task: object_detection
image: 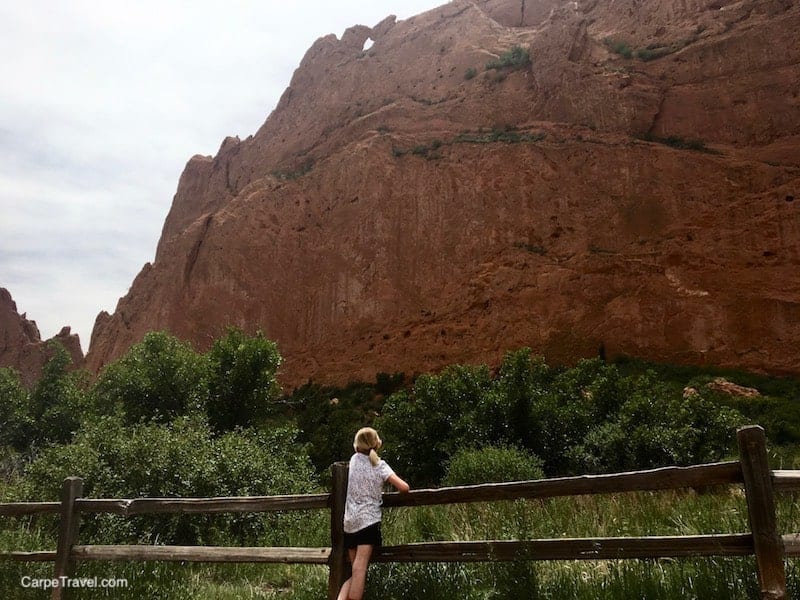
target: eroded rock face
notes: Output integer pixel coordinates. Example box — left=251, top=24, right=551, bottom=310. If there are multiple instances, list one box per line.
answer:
left=87, top=0, right=800, bottom=387
left=0, top=288, right=84, bottom=388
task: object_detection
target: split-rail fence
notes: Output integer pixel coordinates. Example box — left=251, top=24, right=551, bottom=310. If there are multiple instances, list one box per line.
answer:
left=2, top=425, right=799, bottom=599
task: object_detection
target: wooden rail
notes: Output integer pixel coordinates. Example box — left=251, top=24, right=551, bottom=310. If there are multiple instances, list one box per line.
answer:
left=0, top=425, right=795, bottom=599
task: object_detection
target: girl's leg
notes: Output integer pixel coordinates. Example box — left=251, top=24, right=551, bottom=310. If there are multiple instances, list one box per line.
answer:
left=336, top=549, right=358, bottom=600
left=346, top=544, right=374, bottom=600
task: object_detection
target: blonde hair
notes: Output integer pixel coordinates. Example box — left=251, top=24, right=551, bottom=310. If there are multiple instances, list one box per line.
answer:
left=354, top=427, right=383, bottom=466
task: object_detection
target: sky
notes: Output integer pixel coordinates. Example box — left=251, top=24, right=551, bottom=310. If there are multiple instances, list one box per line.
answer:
left=0, top=0, right=446, bottom=353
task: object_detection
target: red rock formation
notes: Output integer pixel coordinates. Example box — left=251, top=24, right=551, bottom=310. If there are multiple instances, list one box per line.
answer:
left=0, top=288, right=84, bottom=388
left=86, top=0, right=800, bottom=387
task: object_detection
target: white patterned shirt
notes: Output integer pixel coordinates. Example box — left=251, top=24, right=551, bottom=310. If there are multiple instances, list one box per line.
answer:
left=343, top=452, right=395, bottom=533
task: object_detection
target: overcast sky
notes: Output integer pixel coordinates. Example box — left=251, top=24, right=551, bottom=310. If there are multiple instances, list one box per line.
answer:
left=0, top=0, right=445, bottom=352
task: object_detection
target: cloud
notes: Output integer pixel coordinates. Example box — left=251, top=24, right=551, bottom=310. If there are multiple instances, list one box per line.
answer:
left=0, top=0, right=446, bottom=350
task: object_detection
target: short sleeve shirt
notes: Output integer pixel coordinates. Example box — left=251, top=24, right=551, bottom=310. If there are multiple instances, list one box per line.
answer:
left=343, top=452, right=395, bottom=533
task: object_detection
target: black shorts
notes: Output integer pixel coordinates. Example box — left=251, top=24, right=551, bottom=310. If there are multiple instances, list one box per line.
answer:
left=343, top=521, right=382, bottom=549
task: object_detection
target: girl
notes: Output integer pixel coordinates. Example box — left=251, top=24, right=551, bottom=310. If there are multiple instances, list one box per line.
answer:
left=337, top=427, right=409, bottom=600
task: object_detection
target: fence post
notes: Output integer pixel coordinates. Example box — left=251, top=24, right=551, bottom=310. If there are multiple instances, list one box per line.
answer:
left=737, top=426, right=786, bottom=599
left=328, top=462, right=350, bottom=600
left=51, top=477, right=83, bottom=600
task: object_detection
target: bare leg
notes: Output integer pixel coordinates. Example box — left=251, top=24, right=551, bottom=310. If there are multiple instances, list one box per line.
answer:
left=346, top=544, right=373, bottom=600
left=336, top=549, right=358, bottom=600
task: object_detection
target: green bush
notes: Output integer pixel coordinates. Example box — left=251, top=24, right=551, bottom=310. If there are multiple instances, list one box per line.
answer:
left=464, top=67, right=477, bottom=80
left=291, top=381, right=383, bottom=474
left=206, top=327, right=282, bottom=432
left=378, top=364, right=503, bottom=485
left=605, top=37, right=633, bottom=59
left=636, top=46, right=671, bottom=61
left=0, top=367, right=33, bottom=451
left=486, top=45, right=531, bottom=70
left=26, top=342, right=88, bottom=447
left=565, top=373, right=745, bottom=473
left=378, top=352, right=745, bottom=482
left=442, top=446, right=544, bottom=486
left=92, top=331, right=208, bottom=424
left=21, top=416, right=317, bottom=545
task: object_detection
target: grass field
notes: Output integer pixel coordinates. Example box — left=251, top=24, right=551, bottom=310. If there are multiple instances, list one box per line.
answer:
left=3, top=487, right=800, bottom=598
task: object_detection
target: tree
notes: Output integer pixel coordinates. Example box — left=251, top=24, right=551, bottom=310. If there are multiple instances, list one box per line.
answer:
left=0, top=367, right=32, bottom=451
left=27, top=341, right=87, bottom=446
left=92, top=331, right=208, bottom=423
left=495, top=348, right=552, bottom=448
left=22, top=415, right=318, bottom=545
left=378, top=364, right=502, bottom=485
left=206, top=328, right=282, bottom=432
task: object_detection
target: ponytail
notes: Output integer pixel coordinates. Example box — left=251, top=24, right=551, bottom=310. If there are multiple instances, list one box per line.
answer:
left=354, top=427, right=383, bottom=466
left=368, top=448, right=380, bottom=467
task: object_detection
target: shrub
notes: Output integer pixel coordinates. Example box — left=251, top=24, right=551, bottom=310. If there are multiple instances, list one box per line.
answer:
left=486, top=45, right=531, bottom=70
left=605, top=38, right=633, bottom=59
left=26, top=342, right=88, bottom=447
left=635, top=46, right=671, bottom=61
left=375, top=371, right=405, bottom=396
left=92, top=331, right=208, bottom=424
left=21, top=416, right=317, bottom=545
left=464, top=67, right=477, bottom=80
left=640, top=133, right=715, bottom=153
left=565, top=373, right=745, bottom=473
left=0, top=367, right=33, bottom=451
left=454, top=128, right=546, bottom=144
left=291, top=381, right=383, bottom=474
left=443, top=446, right=544, bottom=486
left=206, top=327, right=282, bottom=432
left=378, top=352, right=746, bottom=481
left=377, top=364, right=504, bottom=485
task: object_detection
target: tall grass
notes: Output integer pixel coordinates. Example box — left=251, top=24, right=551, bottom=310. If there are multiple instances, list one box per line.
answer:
left=365, top=490, right=797, bottom=599
left=3, top=486, right=800, bottom=597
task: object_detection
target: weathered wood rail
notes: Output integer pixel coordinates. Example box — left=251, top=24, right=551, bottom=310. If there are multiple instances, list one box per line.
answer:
left=1, top=425, right=798, bottom=599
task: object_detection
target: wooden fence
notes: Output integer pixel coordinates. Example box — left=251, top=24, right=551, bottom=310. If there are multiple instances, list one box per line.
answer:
left=1, top=425, right=799, bottom=599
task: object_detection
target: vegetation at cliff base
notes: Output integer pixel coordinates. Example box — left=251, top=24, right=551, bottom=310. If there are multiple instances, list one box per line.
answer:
left=2, top=330, right=800, bottom=597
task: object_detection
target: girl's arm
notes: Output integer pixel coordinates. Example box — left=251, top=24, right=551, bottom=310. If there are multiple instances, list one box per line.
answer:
left=386, top=473, right=410, bottom=493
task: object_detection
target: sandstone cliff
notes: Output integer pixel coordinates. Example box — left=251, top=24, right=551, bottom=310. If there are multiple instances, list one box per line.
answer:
left=86, top=0, right=800, bottom=387
left=0, top=288, right=84, bottom=388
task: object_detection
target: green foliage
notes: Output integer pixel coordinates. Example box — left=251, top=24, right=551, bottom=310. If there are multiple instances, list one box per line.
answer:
left=636, top=46, right=672, bottom=61
left=605, top=37, right=633, bottom=59
left=375, top=371, right=405, bottom=396
left=442, top=445, right=544, bottom=486
left=0, top=367, right=33, bottom=451
left=290, top=381, right=383, bottom=474
left=453, top=128, right=546, bottom=144
left=639, top=133, right=718, bottom=153
left=25, top=342, right=88, bottom=447
left=485, top=45, right=531, bottom=71
left=464, top=67, right=477, bottom=80
left=270, top=161, right=314, bottom=181
left=392, top=128, right=545, bottom=159
left=605, top=36, right=698, bottom=63
left=567, top=377, right=744, bottom=473
left=378, top=364, right=504, bottom=485
left=206, top=328, right=282, bottom=432
left=92, top=331, right=208, bottom=424
left=379, top=352, right=745, bottom=484
left=412, top=144, right=431, bottom=156
left=21, top=416, right=317, bottom=545
left=614, top=356, right=800, bottom=447
left=495, top=349, right=551, bottom=447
